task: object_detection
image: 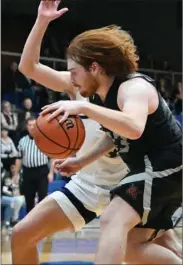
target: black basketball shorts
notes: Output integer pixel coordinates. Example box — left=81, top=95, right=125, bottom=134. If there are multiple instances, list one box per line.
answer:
left=110, top=155, right=182, bottom=231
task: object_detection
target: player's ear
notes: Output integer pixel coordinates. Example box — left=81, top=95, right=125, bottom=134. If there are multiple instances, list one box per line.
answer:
left=90, top=62, right=103, bottom=76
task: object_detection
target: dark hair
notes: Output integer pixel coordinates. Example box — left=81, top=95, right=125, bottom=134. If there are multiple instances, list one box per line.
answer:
left=23, top=98, right=32, bottom=102
left=67, top=25, right=139, bottom=78
left=26, top=116, right=36, bottom=125
left=1, top=127, right=9, bottom=132
left=2, top=100, right=11, bottom=107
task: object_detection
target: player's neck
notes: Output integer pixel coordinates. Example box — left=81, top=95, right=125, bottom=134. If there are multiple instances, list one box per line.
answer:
left=96, top=75, right=115, bottom=102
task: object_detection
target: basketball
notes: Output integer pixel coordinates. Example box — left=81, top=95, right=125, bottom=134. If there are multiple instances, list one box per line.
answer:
left=32, top=113, right=85, bottom=159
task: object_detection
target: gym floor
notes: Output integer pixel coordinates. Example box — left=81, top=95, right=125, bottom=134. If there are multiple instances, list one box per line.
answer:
left=1, top=219, right=182, bottom=264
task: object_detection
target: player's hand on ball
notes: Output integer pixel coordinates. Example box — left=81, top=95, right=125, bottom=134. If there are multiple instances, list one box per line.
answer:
left=54, top=158, right=83, bottom=177
left=38, top=0, right=68, bottom=22
left=41, top=100, right=89, bottom=123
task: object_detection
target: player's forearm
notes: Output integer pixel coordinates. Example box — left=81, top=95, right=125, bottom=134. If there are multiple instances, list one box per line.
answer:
left=83, top=103, right=141, bottom=140
left=78, top=134, right=114, bottom=168
left=19, top=17, right=49, bottom=76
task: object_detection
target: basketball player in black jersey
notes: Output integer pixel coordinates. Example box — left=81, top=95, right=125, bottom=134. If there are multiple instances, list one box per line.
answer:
left=12, top=1, right=181, bottom=264
left=40, top=5, right=181, bottom=265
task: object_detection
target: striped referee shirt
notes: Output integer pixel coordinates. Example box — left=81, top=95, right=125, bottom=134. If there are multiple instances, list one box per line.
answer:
left=17, top=135, right=48, bottom=168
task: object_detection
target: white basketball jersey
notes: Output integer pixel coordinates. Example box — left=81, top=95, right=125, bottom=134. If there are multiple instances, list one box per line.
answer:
left=73, top=91, right=128, bottom=186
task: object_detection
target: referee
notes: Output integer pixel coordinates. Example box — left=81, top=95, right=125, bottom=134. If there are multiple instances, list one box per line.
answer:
left=15, top=117, right=54, bottom=213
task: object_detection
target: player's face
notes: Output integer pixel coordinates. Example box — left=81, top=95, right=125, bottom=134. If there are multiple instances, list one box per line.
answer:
left=67, top=59, right=98, bottom=97
left=27, top=120, right=36, bottom=136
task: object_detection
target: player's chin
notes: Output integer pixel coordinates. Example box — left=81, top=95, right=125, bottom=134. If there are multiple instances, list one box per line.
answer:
left=80, top=89, right=94, bottom=98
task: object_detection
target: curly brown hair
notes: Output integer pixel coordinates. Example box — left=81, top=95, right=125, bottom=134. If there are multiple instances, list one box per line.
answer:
left=67, top=25, right=139, bottom=78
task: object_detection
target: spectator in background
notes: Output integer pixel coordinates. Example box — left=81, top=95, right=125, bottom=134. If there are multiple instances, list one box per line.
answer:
left=168, top=82, right=182, bottom=114
left=55, top=91, right=71, bottom=101
left=159, top=78, right=169, bottom=100
left=5, top=163, right=25, bottom=226
left=1, top=161, right=6, bottom=179
left=147, top=54, right=154, bottom=69
left=1, top=193, right=14, bottom=233
left=1, top=100, right=18, bottom=144
left=162, top=60, right=172, bottom=71
left=32, top=82, right=49, bottom=112
left=2, top=61, right=36, bottom=107
left=174, top=82, right=182, bottom=115
left=15, top=117, right=54, bottom=213
left=1, top=167, right=25, bottom=232
left=1, top=162, right=13, bottom=233
left=19, top=98, right=35, bottom=120
left=17, top=98, right=36, bottom=138
left=2, top=62, right=19, bottom=105
left=1, top=127, right=18, bottom=171
left=43, top=47, right=51, bottom=57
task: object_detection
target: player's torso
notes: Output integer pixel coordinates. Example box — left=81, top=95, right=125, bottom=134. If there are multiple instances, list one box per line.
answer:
left=91, top=73, right=182, bottom=172
left=74, top=91, right=127, bottom=186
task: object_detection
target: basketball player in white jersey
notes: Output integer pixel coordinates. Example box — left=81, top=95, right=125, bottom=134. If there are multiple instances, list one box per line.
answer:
left=11, top=1, right=181, bottom=264
left=11, top=2, right=128, bottom=264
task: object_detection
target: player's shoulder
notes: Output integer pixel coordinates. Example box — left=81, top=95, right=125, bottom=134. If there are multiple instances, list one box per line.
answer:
left=119, top=75, right=156, bottom=97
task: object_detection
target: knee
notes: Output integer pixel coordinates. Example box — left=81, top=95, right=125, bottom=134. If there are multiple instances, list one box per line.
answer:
left=11, top=222, right=27, bottom=248
left=100, top=209, right=114, bottom=229
left=11, top=220, right=36, bottom=249
left=100, top=208, right=135, bottom=232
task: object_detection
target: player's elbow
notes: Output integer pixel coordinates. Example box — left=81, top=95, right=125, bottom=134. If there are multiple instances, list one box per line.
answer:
left=18, top=63, right=31, bottom=77
left=18, top=61, right=35, bottom=78
left=122, top=120, right=144, bottom=140
left=129, top=128, right=143, bottom=140
left=118, top=126, right=143, bottom=140
left=126, top=116, right=145, bottom=140
left=129, top=122, right=145, bottom=139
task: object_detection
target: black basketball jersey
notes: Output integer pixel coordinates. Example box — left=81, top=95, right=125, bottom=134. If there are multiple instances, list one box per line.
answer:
left=90, top=73, right=182, bottom=172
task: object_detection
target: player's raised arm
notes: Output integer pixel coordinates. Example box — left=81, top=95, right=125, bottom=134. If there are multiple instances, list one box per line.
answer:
left=19, top=0, right=73, bottom=93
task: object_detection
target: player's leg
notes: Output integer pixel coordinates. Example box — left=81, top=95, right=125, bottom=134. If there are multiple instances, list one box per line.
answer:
left=95, top=202, right=182, bottom=265
left=125, top=168, right=182, bottom=264
left=95, top=196, right=141, bottom=264
left=11, top=196, right=74, bottom=265
left=153, top=207, right=182, bottom=258
left=95, top=168, right=182, bottom=264
left=12, top=180, right=98, bottom=265
left=153, top=229, right=182, bottom=259
left=124, top=228, right=182, bottom=264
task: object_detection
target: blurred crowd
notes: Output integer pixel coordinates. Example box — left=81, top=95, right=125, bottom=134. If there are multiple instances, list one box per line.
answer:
left=1, top=61, right=71, bottom=234
left=1, top=60, right=182, bottom=234
left=158, top=78, right=182, bottom=116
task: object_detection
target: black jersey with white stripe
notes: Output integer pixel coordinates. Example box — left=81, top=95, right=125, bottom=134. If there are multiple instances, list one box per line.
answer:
left=91, top=73, right=182, bottom=172
left=18, top=135, right=48, bottom=168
